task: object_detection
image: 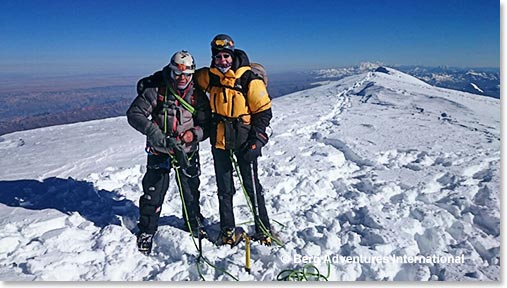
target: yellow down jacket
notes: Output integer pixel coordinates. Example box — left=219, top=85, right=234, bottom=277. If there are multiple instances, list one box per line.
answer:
left=195, top=66, right=271, bottom=150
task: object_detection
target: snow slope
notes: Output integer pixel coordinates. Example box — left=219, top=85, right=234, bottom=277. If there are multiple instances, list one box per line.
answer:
left=0, top=68, right=500, bottom=281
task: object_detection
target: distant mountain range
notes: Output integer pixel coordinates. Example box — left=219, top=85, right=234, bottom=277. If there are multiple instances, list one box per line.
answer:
left=312, top=63, right=500, bottom=98
left=0, top=64, right=499, bottom=135
left=0, top=85, right=136, bottom=135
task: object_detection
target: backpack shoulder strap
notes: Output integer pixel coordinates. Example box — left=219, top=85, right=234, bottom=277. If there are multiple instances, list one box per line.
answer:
left=207, top=70, right=221, bottom=92
left=238, top=69, right=264, bottom=106
left=167, top=85, right=196, bottom=115
left=151, top=86, right=167, bottom=116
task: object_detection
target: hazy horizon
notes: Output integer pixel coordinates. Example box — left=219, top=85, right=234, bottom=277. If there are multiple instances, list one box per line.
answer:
left=0, top=62, right=500, bottom=77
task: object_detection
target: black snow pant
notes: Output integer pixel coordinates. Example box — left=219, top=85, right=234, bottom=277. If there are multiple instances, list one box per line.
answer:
left=212, top=147, right=271, bottom=234
left=138, top=152, right=201, bottom=235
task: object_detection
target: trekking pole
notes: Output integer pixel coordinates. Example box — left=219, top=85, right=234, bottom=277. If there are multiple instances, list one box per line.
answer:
left=198, top=236, right=202, bottom=258
left=173, top=158, right=239, bottom=281
left=197, top=218, right=202, bottom=259
left=230, top=151, right=283, bottom=246
left=244, top=232, right=251, bottom=274
left=250, top=162, right=261, bottom=231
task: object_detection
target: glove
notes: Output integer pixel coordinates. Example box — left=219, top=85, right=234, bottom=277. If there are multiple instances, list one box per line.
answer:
left=146, top=124, right=190, bottom=168
left=166, top=137, right=190, bottom=169
left=145, top=124, right=166, bottom=148
left=243, top=139, right=264, bottom=162
left=243, top=130, right=269, bottom=162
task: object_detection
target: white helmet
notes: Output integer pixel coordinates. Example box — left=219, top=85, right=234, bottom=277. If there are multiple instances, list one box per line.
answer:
left=169, top=50, right=195, bottom=74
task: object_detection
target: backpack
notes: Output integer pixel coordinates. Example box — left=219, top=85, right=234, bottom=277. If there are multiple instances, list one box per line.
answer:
left=250, top=63, right=268, bottom=87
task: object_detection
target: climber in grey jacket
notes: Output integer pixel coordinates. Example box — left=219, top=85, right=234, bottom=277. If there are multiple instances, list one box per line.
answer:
left=126, top=50, right=211, bottom=255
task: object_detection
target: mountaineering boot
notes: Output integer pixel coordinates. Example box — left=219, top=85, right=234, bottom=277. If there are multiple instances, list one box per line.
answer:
left=181, top=220, right=208, bottom=239
left=252, top=232, right=272, bottom=246
left=252, top=228, right=277, bottom=246
left=190, top=227, right=208, bottom=239
left=220, top=227, right=245, bottom=248
left=136, top=232, right=154, bottom=255
left=221, top=228, right=235, bottom=245
left=198, top=212, right=205, bottom=223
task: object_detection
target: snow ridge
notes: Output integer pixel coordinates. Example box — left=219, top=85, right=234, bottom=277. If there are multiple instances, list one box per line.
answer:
left=0, top=67, right=500, bottom=281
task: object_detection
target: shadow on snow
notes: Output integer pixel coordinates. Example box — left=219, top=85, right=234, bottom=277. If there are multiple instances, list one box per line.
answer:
left=0, top=177, right=138, bottom=228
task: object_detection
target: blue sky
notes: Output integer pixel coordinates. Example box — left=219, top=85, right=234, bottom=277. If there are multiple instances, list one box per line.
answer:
left=0, top=0, right=500, bottom=75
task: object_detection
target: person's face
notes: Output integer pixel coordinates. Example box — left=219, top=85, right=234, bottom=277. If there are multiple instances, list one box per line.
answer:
left=213, top=52, right=233, bottom=68
left=172, top=71, right=192, bottom=89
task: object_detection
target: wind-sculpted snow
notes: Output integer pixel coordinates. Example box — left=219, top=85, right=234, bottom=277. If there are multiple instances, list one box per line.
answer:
left=0, top=68, right=499, bottom=281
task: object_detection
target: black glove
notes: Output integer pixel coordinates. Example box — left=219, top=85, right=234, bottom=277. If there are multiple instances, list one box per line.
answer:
left=145, top=124, right=166, bottom=148
left=243, top=130, right=268, bottom=162
left=166, top=137, right=190, bottom=169
left=165, top=136, right=178, bottom=149
left=146, top=124, right=190, bottom=168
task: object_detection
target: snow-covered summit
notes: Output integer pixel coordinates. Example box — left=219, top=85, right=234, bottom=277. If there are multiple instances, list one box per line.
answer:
left=312, top=62, right=384, bottom=79
left=0, top=67, right=500, bottom=281
left=465, top=70, right=498, bottom=81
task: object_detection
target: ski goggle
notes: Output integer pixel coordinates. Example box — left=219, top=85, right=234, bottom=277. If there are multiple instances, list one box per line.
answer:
left=172, top=70, right=192, bottom=77
left=212, top=38, right=234, bottom=48
left=170, top=61, right=195, bottom=76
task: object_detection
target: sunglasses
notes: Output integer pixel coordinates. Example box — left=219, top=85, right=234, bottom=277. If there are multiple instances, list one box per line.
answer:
left=214, top=54, right=231, bottom=60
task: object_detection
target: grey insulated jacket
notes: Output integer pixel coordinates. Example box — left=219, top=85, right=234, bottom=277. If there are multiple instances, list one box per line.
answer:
left=126, top=80, right=211, bottom=153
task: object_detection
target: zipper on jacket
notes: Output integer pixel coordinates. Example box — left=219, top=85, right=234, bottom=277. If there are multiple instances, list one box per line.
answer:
left=222, top=87, right=227, bottom=103
left=213, top=91, right=218, bottom=113
left=231, top=93, right=235, bottom=117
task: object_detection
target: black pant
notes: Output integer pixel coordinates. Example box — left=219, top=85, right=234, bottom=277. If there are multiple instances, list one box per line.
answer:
left=212, top=147, right=271, bottom=234
left=138, top=152, right=201, bottom=234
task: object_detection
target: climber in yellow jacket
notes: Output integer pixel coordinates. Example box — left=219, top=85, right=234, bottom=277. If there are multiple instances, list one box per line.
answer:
left=195, top=34, right=273, bottom=245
